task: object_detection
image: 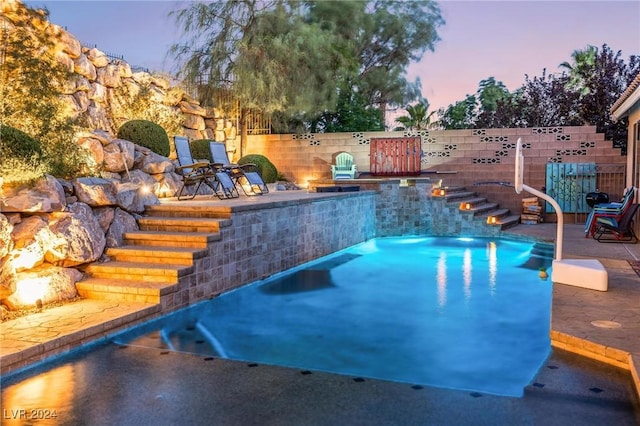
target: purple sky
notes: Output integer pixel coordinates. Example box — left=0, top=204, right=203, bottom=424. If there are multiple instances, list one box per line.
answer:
left=24, top=0, right=640, bottom=112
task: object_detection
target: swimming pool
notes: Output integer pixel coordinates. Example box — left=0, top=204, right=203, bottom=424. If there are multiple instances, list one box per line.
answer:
left=117, top=236, right=554, bottom=397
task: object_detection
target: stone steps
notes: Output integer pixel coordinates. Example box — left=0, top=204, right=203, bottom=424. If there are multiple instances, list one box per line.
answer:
left=138, top=216, right=231, bottom=233
left=76, top=277, right=179, bottom=303
left=437, top=186, right=519, bottom=230
left=78, top=207, right=225, bottom=303
left=83, top=261, right=193, bottom=283
left=106, top=245, right=208, bottom=265
left=144, top=204, right=232, bottom=219
left=123, top=230, right=221, bottom=249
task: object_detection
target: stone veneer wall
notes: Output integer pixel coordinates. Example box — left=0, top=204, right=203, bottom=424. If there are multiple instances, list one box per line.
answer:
left=246, top=126, right=627, bottom=222
left=163, top=193, right=377, bottom=310
left=162, top=184, right=505, bottom=311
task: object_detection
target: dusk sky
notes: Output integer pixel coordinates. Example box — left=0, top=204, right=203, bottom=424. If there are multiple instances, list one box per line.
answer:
left=24, top=0, right=640, bottom=113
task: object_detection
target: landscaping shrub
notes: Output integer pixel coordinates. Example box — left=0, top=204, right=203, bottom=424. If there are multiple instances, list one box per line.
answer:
left=0, top=125, right=42, bottom=160
left=117, top=120, right=170, bottom=157
left=189, top=139, right=213, bottom=162
left=0, top=125, right=46, bottom=184
left=239, top=154, right=278, bottom=183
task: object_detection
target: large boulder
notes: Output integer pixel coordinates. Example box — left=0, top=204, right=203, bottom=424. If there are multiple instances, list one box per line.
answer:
left=0, top=175, right=66, bottom=213
left=86, top=47, right=110, bottom=68
left=115, top=182, right=159, bottom=214
left=73, top=54, right=97, bottom=80
left=134, top=149, right=175, bottom=175
left=72, top=177, right=118, bottom=206
left=3, top=265, right=81, bottom=310
left=76, top=135, right=105, bottom=168
left=0, top=213, right=13, bottom=258
left=102, top=138, right=135, bottom=173
left=0, top=256, right=17, bottom=299
left=106, top=208, right=139, bottom=248
left=10, top=215, right=53, bottom=271
left=93, top=206, right=115, bottom=233
left=96, top=64, right=121, bottom=88
left=44, top=202, right=106, bottom=267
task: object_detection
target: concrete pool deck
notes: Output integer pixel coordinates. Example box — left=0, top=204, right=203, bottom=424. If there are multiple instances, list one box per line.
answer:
left=1, top=192, right=640, bottom=423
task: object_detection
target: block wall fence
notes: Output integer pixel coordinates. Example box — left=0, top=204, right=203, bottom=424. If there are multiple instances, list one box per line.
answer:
left=246, top=126, right=627, bottom=221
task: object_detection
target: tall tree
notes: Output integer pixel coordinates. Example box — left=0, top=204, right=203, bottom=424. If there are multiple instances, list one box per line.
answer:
left=578, top=45, right=640, bottom=151
left=307, top=0, right=444, bottom=125
left=559, top=45, right=598, bottom=96
left=438, top=95, right=477, bottom=130
left=171, top=1, right=345, bottom=153
left=394, top=101, right=437, bottom=130
left=311, top=84, right=385, bottom=133
left=518, top=69, right=581, bottom=128
left=474, top=77, right=514, bottom=128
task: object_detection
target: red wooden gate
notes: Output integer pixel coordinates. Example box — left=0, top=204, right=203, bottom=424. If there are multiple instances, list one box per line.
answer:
left=370, top=137, right=422, bottom=176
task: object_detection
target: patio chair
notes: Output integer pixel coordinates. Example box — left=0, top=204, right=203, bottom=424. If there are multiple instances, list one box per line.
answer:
left=584, top=186, right=635, bottom=238
left=331, top=152, right=357, bottom=179
left=174, top=136, right=218, bottom=200
left=208, top=141, right=269, bottom=196
left=593, top=203, right=639, bottom=243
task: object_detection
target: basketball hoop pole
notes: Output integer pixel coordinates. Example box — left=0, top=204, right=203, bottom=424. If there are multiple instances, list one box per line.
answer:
left=515, top=139, right=563, bottom=260
left=515, top=138, right=608, bottom=291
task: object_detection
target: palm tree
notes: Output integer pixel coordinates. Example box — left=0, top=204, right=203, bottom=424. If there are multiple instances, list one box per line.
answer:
left=394, top=101, right=438, bottom=130
left=559, top=45, right=598, bottom=96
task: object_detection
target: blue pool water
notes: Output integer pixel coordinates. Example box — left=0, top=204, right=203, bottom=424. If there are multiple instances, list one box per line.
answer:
left=118, top=236, right=554, bottom=397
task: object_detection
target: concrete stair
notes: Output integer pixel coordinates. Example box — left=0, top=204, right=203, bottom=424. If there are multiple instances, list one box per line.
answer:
left=77, top=204, right=232, bottom=303
left=441, top=186, right=520, bottom=230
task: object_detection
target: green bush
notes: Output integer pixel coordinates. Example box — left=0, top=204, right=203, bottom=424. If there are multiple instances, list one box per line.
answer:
left=0, top=125, right=46, bottom=184
left=0, top=125, right=42, bottom=160
left=117, top=120, right=170, bottom=157
left=189, top=139, right=213, bottom=162
left=239, top=154, right=278, bottom=183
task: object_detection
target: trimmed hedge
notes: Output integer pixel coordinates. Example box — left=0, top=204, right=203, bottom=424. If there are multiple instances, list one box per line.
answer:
left=189, top=139, right=212, bottom=162
left=239, top=154, right=278, bottom=183
left=117, top=120, right=170, bottom=157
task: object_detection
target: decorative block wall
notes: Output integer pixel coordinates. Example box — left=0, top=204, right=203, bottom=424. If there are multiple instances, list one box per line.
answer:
left=247, top=126, right=626, bottom=220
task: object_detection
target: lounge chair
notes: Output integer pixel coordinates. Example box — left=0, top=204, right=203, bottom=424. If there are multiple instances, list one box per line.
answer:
left=208, top=141, right=269, bottom=196
left=174, top=136, right=218, bottom=200
left=593, top=203, right=639, bottom=243
left=584, top=186, right=635, bottom=238
left=174, top=136, right=239, bottom=200
left=331, top=152, right=357, bottom=180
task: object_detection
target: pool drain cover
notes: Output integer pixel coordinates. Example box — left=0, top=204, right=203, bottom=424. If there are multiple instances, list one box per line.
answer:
left=591, top=320, right=621, bottom=329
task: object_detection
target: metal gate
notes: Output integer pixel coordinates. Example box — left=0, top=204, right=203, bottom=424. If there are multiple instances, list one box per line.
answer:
left=370, top=137, right=422, bottom=176
left=545, top=163, right=596, bottom=213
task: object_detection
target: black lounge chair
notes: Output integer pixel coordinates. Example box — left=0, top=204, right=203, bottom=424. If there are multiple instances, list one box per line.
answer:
left=593, top=203, right=639, bottom=243
left=209, top=141, right=269, bottom=196
left=174, top=136, right=238, bottom=200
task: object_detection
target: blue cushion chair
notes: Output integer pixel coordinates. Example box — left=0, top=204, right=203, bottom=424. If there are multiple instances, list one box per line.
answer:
left=584, top=186, right=635, bottom=238
left=209, top=141, right=269, bottom=196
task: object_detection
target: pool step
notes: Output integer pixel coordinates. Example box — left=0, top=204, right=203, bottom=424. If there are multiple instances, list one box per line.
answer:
left=445, top=191, right=477, bottom=202
left=435, top=185, right=520, bottom=231
left=456, top=197, right=489, bottom=211
left=76, top=277, right=179, bottom=303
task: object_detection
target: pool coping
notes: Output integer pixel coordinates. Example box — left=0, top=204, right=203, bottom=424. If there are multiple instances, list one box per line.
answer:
left=551, top=331, right=640, bottom=401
